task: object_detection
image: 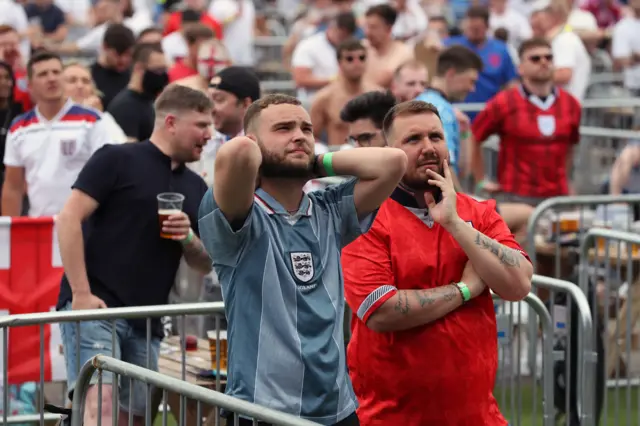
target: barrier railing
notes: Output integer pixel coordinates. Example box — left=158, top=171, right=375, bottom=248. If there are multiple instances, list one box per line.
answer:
left=493, top=291, right=555, bottom=426
left=579, top=228, right=640, bottom=423
left=0, top=302, right=227, bottom=426
left=72, top=355, right=321, bottom=426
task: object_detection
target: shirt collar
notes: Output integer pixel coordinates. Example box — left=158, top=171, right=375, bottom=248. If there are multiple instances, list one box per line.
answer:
left=254, top=188, right=313, bottom=217
left=143, top=139, right=187, bottom=172
left=518, top=84, right=557, bottom=110
left=390, top=184, right=442, bottom=209
left=427, top=87, right=450, bottom=102
left=35, top=98, right=74, bottom=124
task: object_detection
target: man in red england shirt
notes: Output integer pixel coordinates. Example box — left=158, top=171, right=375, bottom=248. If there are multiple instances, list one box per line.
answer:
left=342, top=100, right=533, bottom=426
left=470, top=37, right=582, bottom=206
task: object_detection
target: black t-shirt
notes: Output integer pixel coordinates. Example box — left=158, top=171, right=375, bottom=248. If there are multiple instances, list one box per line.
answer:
left=107, top=89, right=155, bottom=141
left=25, top=3, right=66, bottom=34
left=57, top=141, right=209, bottom=334
left=91, top=62, right=131, bottom=110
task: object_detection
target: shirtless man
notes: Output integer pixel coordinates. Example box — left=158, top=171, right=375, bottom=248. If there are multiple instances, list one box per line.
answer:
left=363, top=4, right=414, bottom=88
left=310, top=39, right=382, bottom=146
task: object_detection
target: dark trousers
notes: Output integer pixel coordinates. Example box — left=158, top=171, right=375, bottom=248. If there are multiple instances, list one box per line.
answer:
left=224, top=411, right=359, bottom=426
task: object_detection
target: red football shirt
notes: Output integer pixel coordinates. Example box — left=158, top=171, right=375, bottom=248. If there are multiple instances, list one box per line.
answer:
left=163, top=11, right=224, bottom=39
left=472, top=86, right=581, bottom=198
left=168, top=61, right=198, bottom=82
left=13, top=69, right=32, bottom=112
left=343, top=188, right=529, bottom=426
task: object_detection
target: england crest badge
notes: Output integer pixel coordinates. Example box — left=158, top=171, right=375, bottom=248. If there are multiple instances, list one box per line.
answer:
left=537, top=115, right=556, bottom=137
left=290, top=252, right=314, bottom=284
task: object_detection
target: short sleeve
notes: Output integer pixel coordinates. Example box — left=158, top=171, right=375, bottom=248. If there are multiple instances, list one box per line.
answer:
left=479, top=199, right=531, bottom=263
left=315, top=177, right=376, bottom=248
left=3, top=127, right=23, bottom=167
left=552, top=34, right=577, bottom=69
left=88, top=116, right=114, bottom=152
left=611, top=22, right=632, bottom=59
left=72, top=144, right=121, bottom=204
left=342, top=217, right=396, bottom=323
left=197, top=188, right=263, bottom=267
left=291, top=40, right=314, bottom=68
left=472, top=96, right=502, bottom=143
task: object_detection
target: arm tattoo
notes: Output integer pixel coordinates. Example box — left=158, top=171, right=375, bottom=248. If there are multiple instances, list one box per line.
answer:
left=474, top=232, right=521, bottom=267
left=394, top=291, right=410, bottom=315
left=183, top=236, right=213, bottom=273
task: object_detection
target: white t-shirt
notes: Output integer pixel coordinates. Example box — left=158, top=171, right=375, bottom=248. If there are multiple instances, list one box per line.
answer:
left=0, top=0, right=30, bottom=60
left=3, top=100, right=113, bottom=217
left=291, top=31, right=338, bottom=105
left=568, top=8, right=598, bottom=31
left=611, top=17, right=640, bottom=90
left=76, top=13, right=153, bottom=53
left=162, top=32, right=188, bottom=66
left=490, top=8, right=532, bottom=47
left=208, top=0, right=255, bottom=66
left=392, top=1, right=428, bottom=45
left=551, top=31, right=591, bottom=102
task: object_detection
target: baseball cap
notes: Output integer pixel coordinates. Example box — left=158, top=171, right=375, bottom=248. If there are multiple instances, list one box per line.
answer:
left=209, top=66, right=261, bottom=102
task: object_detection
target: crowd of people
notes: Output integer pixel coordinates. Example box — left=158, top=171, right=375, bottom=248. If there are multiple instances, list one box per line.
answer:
left=0, top=0, right=639, bottom=424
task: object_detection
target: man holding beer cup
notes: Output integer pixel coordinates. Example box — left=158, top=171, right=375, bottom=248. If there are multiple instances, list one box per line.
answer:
left=55, top=85, right=213, bottom=426
left=198, top=93, right=407, bottom=425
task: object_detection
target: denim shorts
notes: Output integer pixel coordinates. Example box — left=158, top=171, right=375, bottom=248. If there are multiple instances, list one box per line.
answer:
left=59, top=302, right=161, bottom=416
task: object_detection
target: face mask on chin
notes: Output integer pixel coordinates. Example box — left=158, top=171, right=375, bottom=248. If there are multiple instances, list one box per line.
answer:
left=142, top=70, right=169, bottom=98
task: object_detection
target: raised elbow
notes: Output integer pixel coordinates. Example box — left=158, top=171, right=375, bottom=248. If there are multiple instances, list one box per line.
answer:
left=386, top=148, right=408, bottom=179
left=216, top=136, right=262, bottom=171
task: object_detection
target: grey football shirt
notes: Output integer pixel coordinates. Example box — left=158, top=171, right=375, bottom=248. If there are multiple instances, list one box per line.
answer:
left=198, top=178, right=373, bottom=424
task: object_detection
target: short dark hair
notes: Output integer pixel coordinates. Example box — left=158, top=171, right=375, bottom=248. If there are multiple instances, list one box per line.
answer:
left=365, top=4, right=397, bottom=27
left=137, top=26, right=162, bottom=41
left=493, top=27, right=509, bottom=42
left=132, top=43, right=163, bottom=66
left=435, top=45, right=483, bottom=77
left=382, top=100, right=441, bottom=139
left=27, top=50, right=62, bottom=79
left=155, top=84, right=213, bottom=115
left=183, top=23, right=214, bottom=45
left=340, top=91, right=397, bottom=129
left=333, top=12, right=357, bottom=34
left=518, top=37, right=552, bottom=58
left=243, top=94, right=302, bottom=133
left=465, top=5, right=490, bottom=25
left=103, top=23, right=136, bottom=54
left=336, top=38, right=365, bottom=60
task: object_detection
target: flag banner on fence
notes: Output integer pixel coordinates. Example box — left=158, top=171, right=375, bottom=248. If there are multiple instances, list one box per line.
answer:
left=0, top=217, right=67, bottom=384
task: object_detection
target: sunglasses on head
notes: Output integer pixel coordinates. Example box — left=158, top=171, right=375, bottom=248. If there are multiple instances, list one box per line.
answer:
left=528, top=54, right=553, bottom=63
left=343, top=54, right=366, bottom=62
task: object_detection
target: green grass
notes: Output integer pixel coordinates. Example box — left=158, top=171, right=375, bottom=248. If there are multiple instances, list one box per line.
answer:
left=152, top=384, right=640, bottom=426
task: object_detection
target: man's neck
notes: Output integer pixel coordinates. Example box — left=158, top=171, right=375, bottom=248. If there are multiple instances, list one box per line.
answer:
left=0, top=98, right=8, bottom=110
left=150, top=131, right=182, bottom=169
left=37, top=98, right=67, bottom=121
left=429, top=77, right=450, bottom=98
left=337, top=75, right=364, bottom=94
left=373, top=38, right=394, bottom=55
left=220, top=124, right=243, bottom=138
left=259, top=178, right=307, bottom=213
left=522, top=79, right=553, bottom=98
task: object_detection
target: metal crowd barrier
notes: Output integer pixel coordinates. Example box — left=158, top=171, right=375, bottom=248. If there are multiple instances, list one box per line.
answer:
left=0, top=302, right=227, bottom=425
left=579, top=228, right=640, bottom=423
left=493, top=291, right=555, bottom=426
left=72, top=355, right=321, bottom=426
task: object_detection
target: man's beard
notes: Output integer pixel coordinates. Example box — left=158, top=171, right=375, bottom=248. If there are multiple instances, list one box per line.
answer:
left=259, top=146, right=314, bottom=179
left=401, top=165, right=444, bottom=200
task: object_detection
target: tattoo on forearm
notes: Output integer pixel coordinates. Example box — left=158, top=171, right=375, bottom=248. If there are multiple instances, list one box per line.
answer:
left=183, top=237, right=213, bottom=273
left=474, top=232, right=521, bottom=267
left=395, top=291, right=410, bottom=314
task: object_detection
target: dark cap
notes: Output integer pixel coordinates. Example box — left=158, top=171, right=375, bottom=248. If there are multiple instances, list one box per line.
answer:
left=209, top=66, right=261, bottom=102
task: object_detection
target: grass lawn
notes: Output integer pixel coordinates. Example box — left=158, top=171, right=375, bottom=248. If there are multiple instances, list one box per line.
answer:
left=153, top=384, right=640, bottom=426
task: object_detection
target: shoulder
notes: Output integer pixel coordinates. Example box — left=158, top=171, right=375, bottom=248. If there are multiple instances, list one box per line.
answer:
left=416, top=90, right=436, bottom=103
left=65, top=104, right=102, bottom=123
left=455, top=193, right=498, bottom=222
left=487, top=38, right=509, bottom=52
left=443, top=36, right=463, bottom=46
left=312, top=84, right=334, bottom=105
left=557, top=87, right=580, bottom=106
left=9, top=109, right=37, bottom=134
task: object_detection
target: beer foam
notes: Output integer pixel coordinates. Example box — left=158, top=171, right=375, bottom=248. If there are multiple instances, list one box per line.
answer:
left=158, top=209, right=182, bottom=215
left=207, top=330, right=227, bottom=340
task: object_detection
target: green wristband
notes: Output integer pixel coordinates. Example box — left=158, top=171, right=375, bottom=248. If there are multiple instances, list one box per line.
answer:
left=322, top=152, right=336, bottom=177
left=456, top=282, right=471, bottom=303
left=180, top=229, right=194, bottom=245
left=475, top=180, right=486, bottom=192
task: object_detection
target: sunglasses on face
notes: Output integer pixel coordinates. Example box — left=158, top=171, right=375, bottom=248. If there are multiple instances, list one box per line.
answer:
left=343, top=54, right=366, bottom=62
left=528, top=54, right=553, bottom=63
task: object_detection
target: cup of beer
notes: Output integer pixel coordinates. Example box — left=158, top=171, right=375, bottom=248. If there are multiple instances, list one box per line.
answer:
left=157, top=192, right=185, bottom=239
left=207, top=330, right=228, bottom=372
